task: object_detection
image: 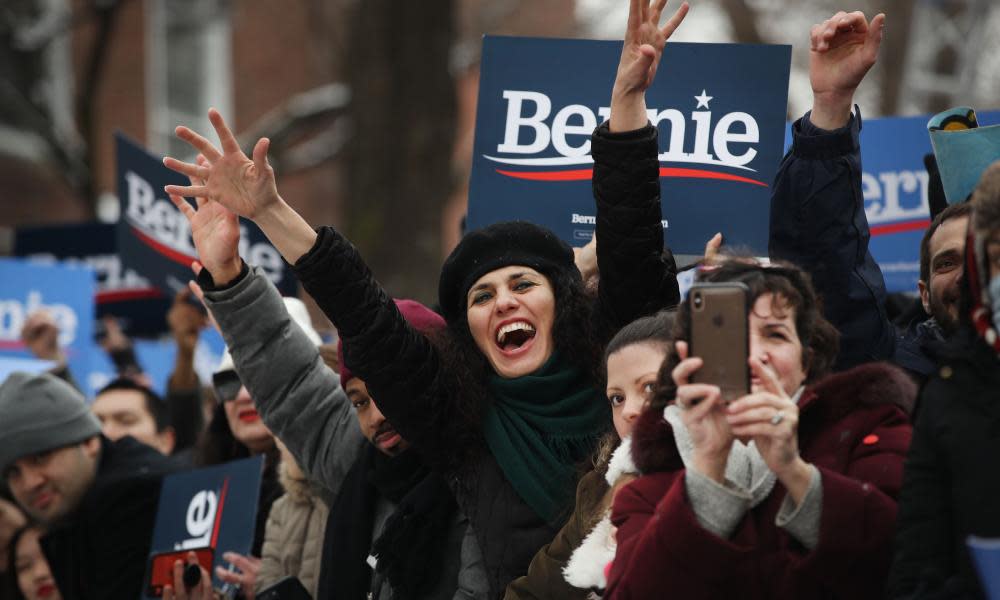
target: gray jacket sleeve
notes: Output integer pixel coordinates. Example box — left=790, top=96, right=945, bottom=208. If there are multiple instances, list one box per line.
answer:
left=203, top=266, right=364, bottom=497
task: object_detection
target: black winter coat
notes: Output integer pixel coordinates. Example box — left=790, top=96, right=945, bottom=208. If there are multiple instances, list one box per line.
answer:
left=41, top=435, right=176, bottom=600
left=889, top=329, right=1000, bottom=599
left=291, top=122, right=678, bottom=597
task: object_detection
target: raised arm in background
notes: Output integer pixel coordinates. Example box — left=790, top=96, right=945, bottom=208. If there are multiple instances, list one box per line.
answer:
left=768, top=11, right=894, bottom=371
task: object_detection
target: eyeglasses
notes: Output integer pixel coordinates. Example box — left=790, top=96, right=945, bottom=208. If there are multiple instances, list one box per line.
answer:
left=212, top=370, right=242, bottom=403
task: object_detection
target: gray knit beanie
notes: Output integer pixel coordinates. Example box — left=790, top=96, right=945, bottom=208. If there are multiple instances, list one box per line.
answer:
left=0, top=372, right=101, bottom=475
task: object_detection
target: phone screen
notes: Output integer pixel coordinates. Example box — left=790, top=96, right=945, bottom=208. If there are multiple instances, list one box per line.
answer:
left=146, top=547, right=214, bottom=597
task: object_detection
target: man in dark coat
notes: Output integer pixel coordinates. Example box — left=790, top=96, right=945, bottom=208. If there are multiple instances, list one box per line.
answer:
left=889, top=161, right=1000, bottom=599
left=0, top=372, right=175, bottom=600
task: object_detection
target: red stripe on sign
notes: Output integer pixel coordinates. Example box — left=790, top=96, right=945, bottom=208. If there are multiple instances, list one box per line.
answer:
left=210, top=478, right=229, bottom=549
left=495, top=167, right=768, bottom=187
left=496, top=168, right=593, bottom=181
left=0, top=340, right=25, bottom=350
left=97, top=288, right=164, bottom=303
left=659, top=167, right=769, bottom=187
left=870, top=219, right=930, bottom=237
left=130, top=225, right=197, bottom=267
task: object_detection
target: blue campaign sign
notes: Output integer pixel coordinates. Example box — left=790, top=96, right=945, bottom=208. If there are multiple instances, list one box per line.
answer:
left=115, top=133, right=298, bottom=297
left=781, top=110, right=1000, bottom=293
left=14, top=222, right=172, bottom=336
left=0, top=259, right=96, bottom=387
left=144, top=456, right=264, bottom=599
left=468, top=37, right=792, bottom=255
left=82, top=332, right=225, bottom=399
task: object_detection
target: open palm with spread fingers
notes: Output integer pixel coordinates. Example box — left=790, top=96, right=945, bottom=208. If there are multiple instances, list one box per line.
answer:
left=611, top=0, right=689, bottom=131
left=168, top=154, right=243, bottom=285
left=615, top=0, right=689, bottom=96
left=163, top=109, right=279, bottom=221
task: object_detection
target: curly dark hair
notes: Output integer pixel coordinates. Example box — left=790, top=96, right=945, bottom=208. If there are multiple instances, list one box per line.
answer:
left=650, top=259, right=840, bottom=412
left=433, top=267, right=603, bottom=474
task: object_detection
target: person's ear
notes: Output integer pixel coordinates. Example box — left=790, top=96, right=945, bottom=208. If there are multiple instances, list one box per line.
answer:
left=82, top=436, right=102, bottom=459
left=918, top=279, right=931, bottom=315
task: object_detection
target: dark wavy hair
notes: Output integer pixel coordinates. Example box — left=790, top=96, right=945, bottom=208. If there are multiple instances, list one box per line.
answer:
left=650, top=259, right=840, bottom=412
left=434, top=267, right=601, bottom=473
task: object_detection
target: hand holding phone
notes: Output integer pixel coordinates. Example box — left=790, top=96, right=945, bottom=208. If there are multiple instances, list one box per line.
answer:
left=688, top=283, right=750, bottom=404
left=147, top=547, right=214, bottom=598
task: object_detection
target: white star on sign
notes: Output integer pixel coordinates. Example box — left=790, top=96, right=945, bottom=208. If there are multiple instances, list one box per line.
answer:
left=694, top=90, right=713, bottom=109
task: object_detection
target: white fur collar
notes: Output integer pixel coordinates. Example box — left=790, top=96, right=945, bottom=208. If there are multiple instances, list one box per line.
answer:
left=563, top=513, right=615, bottom=592
left=605, top=436, right=637, bottom=486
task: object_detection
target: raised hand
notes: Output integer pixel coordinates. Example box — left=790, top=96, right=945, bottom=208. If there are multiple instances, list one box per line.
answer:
left=611, top=0, right=689, bottom=131
left=169, top=153, right=244, bottom=286
left=167, top=288, right=208, bottom=354
left=726, top=357, right=813, bottom=504
left=673, top=341, right=734, bottom=483
left=163, top=109, right=279, bottom=221
left=809, top=11, right=885, bottom=129
left=20, top=311, right=62, bottom=362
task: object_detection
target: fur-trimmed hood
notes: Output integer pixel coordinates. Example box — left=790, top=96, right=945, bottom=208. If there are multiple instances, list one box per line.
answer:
left=278, top=461, right=325, bottom=504
left=632, top=361, right=917, bottom=474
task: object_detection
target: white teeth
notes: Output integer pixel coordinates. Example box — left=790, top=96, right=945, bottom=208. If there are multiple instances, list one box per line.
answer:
left=496, top=321, right=536, bottom=344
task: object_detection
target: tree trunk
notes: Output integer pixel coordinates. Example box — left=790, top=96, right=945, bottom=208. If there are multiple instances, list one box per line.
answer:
left=343, top=0, right=456, bottom=304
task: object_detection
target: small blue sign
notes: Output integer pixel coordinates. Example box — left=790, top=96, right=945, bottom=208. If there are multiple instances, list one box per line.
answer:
left=115, top=133, right=298, bottom=298
left=783, top=110, right=1000, bottom=293
left=144, top=455, right=264, bottom=599
left=0, top=258, right=96, bottom=388
left=468, top=37, right=792, bottom=255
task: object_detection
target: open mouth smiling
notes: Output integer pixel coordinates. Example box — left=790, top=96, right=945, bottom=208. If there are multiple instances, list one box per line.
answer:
left=495, top=320, right=537, bottom=353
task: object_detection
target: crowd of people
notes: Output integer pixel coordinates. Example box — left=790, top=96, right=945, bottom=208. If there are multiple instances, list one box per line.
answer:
left=1, top=0, right=999, bottom=598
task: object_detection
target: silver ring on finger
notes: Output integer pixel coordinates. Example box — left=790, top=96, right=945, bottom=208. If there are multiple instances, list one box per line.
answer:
left=770, top=410, right=785, bottom=425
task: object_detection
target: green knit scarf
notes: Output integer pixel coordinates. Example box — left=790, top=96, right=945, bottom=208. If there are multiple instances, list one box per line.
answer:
left=483, top=352, right=609, bottom=526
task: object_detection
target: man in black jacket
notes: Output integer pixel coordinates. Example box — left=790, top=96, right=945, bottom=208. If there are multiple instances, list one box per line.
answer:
left=0, top=372, right=175, bottom=599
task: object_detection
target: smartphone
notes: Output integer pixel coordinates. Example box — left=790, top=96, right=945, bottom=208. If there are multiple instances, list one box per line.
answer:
left=689, top=282, right=750, bottom=404
left=257, top=576, right=312, bottom=600
left=146, top=547, right=214, bottom=597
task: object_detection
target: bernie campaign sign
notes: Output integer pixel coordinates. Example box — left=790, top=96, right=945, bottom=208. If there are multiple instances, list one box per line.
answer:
left=789, top=109, right=1000, bottom=294
left=468, top=37, right=792, bottom=255
left=0, top=258, right=96, bottom=387
left=115, top=133, right=298, bottom=297
left=143, top=455, right=264, bottom=599
left=14, top=222, right=171, bottom=336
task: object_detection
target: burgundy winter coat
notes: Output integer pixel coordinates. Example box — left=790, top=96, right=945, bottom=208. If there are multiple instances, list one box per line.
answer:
left=606, top=362, right=915, bottom=600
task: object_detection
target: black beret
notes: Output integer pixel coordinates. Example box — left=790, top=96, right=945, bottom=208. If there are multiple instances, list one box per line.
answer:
left=438, top=221, right=578, bottom=323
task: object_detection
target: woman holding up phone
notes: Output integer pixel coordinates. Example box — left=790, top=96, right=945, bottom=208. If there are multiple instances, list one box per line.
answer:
left=605, top=259, right=916, bottom=599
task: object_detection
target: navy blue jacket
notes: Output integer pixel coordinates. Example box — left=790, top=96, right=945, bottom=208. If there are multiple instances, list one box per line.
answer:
left=769, top=111, right=935, bottom=379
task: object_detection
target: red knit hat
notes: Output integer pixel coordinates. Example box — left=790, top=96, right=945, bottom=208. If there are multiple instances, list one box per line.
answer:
left=337, top=299, right=446, bottom=385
